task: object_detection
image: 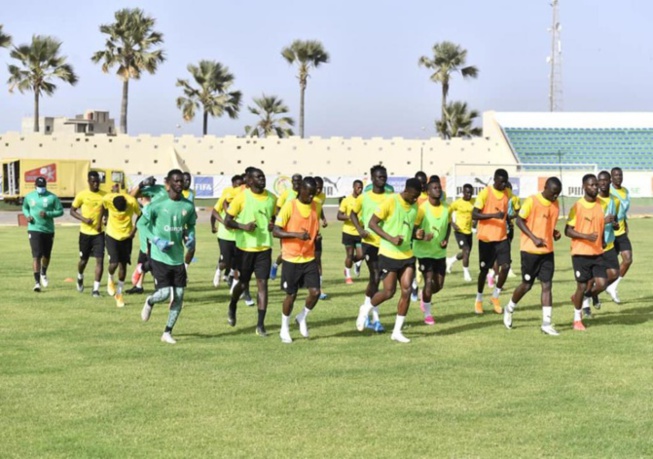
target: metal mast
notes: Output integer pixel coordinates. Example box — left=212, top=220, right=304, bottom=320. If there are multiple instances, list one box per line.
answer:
left=548, top=0, right=563, bottom=111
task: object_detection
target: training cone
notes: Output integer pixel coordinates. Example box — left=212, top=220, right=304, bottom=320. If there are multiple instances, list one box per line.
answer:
left=64, top=277, right=74, bottom=282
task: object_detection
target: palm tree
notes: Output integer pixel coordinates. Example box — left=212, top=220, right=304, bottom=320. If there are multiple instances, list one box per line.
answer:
left=418, top=41, right=478, bottom=121
left=435, top=101, right=482, bottom=139
left=0, top=25, right=11, bottom=48
left=281, top=39, right=329, bottom=138
left=91, top=8, right=165, bottom=134
left=176, top=60, right=242, bottom=136
left=7, top=35, right=78, bottom=132
left=245, top=94, right=295, bottom=138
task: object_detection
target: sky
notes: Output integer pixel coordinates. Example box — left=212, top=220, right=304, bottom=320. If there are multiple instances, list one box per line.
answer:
left=0, top=0, right=651, bottom=138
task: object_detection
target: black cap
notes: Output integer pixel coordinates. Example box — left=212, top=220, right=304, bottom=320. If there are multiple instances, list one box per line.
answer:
left=35, top=177, right=47, bottom=187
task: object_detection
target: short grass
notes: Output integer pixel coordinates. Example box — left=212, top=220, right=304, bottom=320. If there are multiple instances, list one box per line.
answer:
left=1, top=219, right=652, bottom=458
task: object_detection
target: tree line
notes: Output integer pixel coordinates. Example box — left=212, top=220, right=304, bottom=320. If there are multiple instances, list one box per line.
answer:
left=0, top=10, right=479, bottom=139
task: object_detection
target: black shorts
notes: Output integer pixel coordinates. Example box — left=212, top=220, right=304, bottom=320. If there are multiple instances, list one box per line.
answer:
left=218, top=238, right=237, bottom=268
left=150, top=258, right=187, bottom=289
left=314, top=235, right=323, bottom=253
left=28, top=231, right=54, bottom=259
left=362, top=243, right=379, bottom=264
left=379, top=255, right=415, bottom=279
left=281, top=259, right=320, bottom=295
left=572, top=255, right=607, bottom=283
left=478, top=239, right=511, bottom=270
left=454, top=232, right=473, bottom=251
left=137, top=250, right=149, bottom=265
left=418, top=257, right=446, bottom=276
left=602, top=248, right=620, bottom=271
left=79, top=233, right=105, bottom=260
left=520, top=251, right=554, bottom=285
left=342, top=232, right=362, bottom=247
left=106, top=235, right=133, bottom=265
left=235, top=248, right=272, bottom=283
left=614, top=234, right=632, bottom=253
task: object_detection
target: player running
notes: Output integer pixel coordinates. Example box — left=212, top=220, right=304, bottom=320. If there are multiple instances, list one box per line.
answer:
left=565, top=174, right=606, bottom=331
left=273, top=177, right=321, bottom=343
left=350, top=165, right=393, bottom=332
left=359, top=178, right=423, bottom=343
left=503, top=177, right=562, bottom=335
left=337, top=180, right=364, bottom=284
left=224, top=168, right=277, bottom=336
left=140, top=169, right=197, bottom=344
left=71, top=171, right=106, bottom=297
left=471, top=168, right=513, bottom=315
left=605, top=167, right=632, bottom=303
left=22, top=176, right=64, bottom=292
left=413, top=179, right=451, bottom=326
left=446, top=183, right=475, bottom=282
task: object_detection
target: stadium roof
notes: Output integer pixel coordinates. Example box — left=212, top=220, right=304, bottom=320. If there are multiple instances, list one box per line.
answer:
left=494, top=112, right=653, bottom=129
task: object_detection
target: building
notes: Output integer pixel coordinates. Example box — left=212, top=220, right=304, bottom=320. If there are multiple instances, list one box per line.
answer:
left=21, top=110, right=115, bottom=135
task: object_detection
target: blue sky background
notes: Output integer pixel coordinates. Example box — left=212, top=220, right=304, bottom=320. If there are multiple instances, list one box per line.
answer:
left=0, top=0, right=651, bottom=138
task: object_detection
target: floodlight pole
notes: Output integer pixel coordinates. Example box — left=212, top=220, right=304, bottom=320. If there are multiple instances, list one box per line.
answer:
left=548, top=0, right=563, bottom=111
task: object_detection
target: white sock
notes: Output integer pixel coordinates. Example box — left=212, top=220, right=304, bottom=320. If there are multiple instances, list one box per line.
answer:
left=492, top=287, right=502, bottom=298
left=320, top=275, right=323, bottom=287
left=77, top=273, right=83, bottom=280
left=229, top=269, right=236, bottom=276
left=423, top=302, right=432, bottom=317
left=542, top=306, right=552, bottom=326
left=297, top=306, right=311, bottom=322
left=372, top=306, right=380, bottom=322
left=507, top=300, right=516, bottom=313
left=281, top=314, right=291, bottom=331
left=355, top=260, right=362, bottom=268
left=412, top=278, right=418, bottom=290
left=364, top=296, right=372, bottom=306
left=448, top=256, right=458, bottom=265
left=574, top=309, right=582, bottom=322
left=93, top=281, right=100, bottom=291
left=345, top=268, right=351, bottom=278
left=393, top=315, right=406, bottom=334
left=488, top=269, right=495, bottom=277
left=476, top=292, right=483, bottom=302
left=137, top=264, right=143, bottom=274
left=360, top=302, right=373, bottom=317
left=136, top=275, right=144, bottom=288
left=463, top=267, right=470, bottom=276
left=109, top=274, right=114, bottom=283
left=185, top=263, right=189, bottom=271
left=611, top=277, right=622, bottom=289
left=117, top=281, right=124, bottom=294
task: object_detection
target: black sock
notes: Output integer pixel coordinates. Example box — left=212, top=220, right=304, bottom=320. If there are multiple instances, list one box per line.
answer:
left=257, top=309, right=266, bottom=327
left=164, top=326, right=172, bottom=333
left=34, top=272, right=40, bottom=283
left=228, top=299, right=238, bottom=312
left=41, top=266, right=48, bottom=276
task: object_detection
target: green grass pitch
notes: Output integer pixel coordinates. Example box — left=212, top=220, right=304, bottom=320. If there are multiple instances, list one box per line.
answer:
left=1, top=219, right=652, bottom=457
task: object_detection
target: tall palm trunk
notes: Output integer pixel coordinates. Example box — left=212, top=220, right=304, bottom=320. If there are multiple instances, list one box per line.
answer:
left=120, top=79, right=129, bottom=134
left=440, top=81, right=450, bottom=139
left=33, top=91, right=40, bottom=132
left=203, top=110, right=208, bottom=136
left=299, top=78, right=306, bottom=138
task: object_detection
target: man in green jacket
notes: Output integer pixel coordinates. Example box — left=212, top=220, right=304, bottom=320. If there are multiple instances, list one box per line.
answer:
left=22, top=177, right=64, bottom=292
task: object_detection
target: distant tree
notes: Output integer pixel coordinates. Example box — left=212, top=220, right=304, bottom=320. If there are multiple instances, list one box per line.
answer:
left=418, top=41, right=478, bottom=121
left=7, top=35, right=78, bottom=132
left=281, top=39, right=329, bottom=138
left=91, top=8, right=165, bottom=134
left=176, top=60, right=242, bottom=136
left=435, top=101, right=482, bottom=139
left=0, top=25, right=12, bottom=49
left=245, top=94, right=295, bottom=138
